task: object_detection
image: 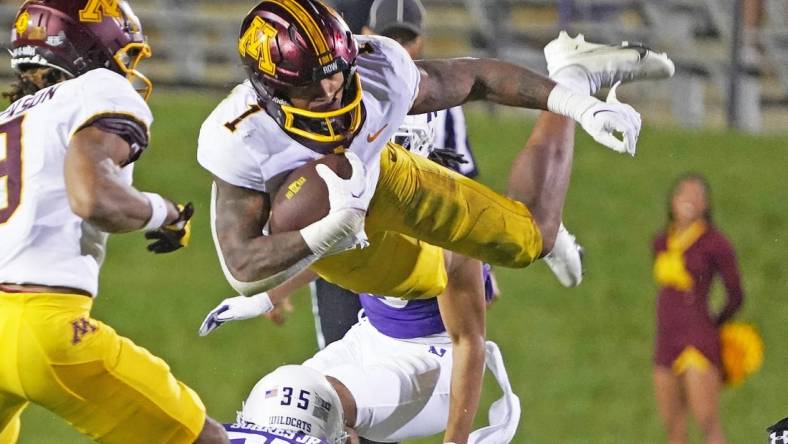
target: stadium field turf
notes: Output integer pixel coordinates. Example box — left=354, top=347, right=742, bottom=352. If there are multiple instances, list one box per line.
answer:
left=17, top=90, right=787, bottom=444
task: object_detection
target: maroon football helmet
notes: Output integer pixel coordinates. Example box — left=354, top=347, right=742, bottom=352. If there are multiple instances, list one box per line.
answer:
left=239, top=0, right=362, bottom=148
left=10, top=0, right=153, bottom=99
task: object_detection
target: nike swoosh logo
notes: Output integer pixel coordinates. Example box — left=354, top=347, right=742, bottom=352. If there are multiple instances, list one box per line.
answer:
left=593, top=109, right=615, bottom=117
left=367, top=124, right=389, bottom=143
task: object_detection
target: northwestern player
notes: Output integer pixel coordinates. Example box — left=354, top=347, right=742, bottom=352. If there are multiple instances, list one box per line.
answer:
left=197, top=0, right=674, bottom=303
left=0, top=1, right=226, bottom=443
left=202, top=252, right=516, bottom=444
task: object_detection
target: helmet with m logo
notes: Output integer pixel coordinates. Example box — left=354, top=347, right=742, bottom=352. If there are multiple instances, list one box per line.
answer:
left=238, top=0, right=362, bottom=149
left=10, top=0, right=153, bottom=99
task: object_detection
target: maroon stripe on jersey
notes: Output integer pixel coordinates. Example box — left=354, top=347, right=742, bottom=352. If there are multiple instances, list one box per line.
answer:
left=0, top=115, right=24, bottom=224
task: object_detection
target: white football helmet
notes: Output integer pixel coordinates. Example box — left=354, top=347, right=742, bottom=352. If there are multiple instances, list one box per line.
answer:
left=391, top=114, right=435, bottom=158
left=240, top=365, right=347, bottom=444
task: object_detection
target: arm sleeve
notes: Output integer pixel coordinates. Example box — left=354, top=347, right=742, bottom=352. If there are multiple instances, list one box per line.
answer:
left=711, top=232, right=744, bottom=325
left=69, top=69, right=153, bottom=164
left=361, top=35, right=421, bottom=106
left=197, top=119, right=267, bottom=193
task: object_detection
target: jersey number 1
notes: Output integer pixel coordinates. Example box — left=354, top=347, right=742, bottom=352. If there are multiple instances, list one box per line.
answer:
left=0, top=115, right=24, bottom=224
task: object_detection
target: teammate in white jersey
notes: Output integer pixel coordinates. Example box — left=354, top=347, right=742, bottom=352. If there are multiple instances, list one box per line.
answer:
left=198, top=0, right=672, bottom=306
left=0, top=1, right=226, bottom=443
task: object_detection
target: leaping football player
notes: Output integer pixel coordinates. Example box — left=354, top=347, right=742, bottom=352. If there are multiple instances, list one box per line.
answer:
left=0, top=1, right=226, bottom=443
left=200, top=28, right=674, bottom=442
left=197, top=0, right=674, bottom=307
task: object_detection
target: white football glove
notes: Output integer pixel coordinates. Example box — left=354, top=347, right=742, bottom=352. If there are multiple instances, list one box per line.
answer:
left=548, top=82, right=641, bottom=156
left=315, top=151, right=375, bottom=212
left=198, top=292, right=274, bottom=336
left=300, top=152, right=372, bottom=256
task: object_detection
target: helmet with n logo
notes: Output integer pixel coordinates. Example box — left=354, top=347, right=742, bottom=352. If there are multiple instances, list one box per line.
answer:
left=238, top=0, right=362, bottom=148
left=10, top=0, right=153, bottom=99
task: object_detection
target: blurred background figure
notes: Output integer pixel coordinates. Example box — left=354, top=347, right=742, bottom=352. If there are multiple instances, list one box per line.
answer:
left=742, top=0, right=765, bottom=68
left=651, top=173, right=745, bottom=444
left=331, top=0, right=375, bottom=33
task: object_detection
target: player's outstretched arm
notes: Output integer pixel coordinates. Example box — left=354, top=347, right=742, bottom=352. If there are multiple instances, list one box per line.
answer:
left=65, top=126, right=179, bottom=232
left=412, top=59, right=641, bottom=155
left=411, top=58, right=554, bottom=114
left=438, top=253, right=487, bottom=444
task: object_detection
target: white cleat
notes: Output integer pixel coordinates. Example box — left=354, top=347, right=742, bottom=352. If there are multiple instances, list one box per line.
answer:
left=543, top=223, right=584, bottom=288
left=545, top=31, right=675, bottom=94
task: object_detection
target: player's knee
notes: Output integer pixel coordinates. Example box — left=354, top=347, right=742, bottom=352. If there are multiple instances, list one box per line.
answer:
left=194, top=416, right=228, bottom=444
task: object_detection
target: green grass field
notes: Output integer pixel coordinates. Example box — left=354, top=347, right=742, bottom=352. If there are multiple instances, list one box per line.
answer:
left=16, top=90, right=787, bottom=444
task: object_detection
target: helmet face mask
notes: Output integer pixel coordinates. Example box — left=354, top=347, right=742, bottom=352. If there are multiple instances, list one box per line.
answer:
left=10, top=0, right=153, bottom=99
left=392, top=114, right=435, bottom=158
left=239, top=0, right=362, bottom=147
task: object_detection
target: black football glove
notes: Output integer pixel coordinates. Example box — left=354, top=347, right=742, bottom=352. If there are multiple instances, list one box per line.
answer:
left=428, top=148, right=468, bottom=173
left=145, top=202, right=194, bottom=254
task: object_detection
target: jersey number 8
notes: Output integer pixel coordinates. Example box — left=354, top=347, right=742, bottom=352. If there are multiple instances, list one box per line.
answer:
left=0, top=115, right=24, bottom=225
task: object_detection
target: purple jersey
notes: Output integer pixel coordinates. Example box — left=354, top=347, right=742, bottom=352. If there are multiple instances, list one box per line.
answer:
left=224, top=423, right=331, bottom=444
left=360, top=264, right=493, bottom=339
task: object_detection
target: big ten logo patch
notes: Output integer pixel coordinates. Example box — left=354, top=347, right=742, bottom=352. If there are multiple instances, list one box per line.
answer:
left=71, top=317, right=98, bottom=345
left=285, top=176, right=307, bottom=200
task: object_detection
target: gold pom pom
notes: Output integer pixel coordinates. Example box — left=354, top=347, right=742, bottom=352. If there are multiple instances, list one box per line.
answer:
left=720, top=322, right=764, bottom=386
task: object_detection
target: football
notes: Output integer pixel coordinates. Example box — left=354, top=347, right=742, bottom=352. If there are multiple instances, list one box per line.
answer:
left=268, top=153, right=352, bottom=233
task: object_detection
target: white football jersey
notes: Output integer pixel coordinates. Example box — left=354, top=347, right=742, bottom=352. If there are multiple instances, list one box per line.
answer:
left=0, top=68, right=152, bottom=296
left=197, top=35, right=420, bottom=195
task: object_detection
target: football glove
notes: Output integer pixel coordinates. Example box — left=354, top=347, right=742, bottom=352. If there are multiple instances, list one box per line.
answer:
left=198, top=292, right=274, bottom=336
left=429, top=148, right=469, bottom=172
left=145, top=202, right=194, bottom=254
left=548, top=82, right=641, bottom=156
left=578, top=83, right=640, bottom=155
left=301, top=152, right=371, bottom=255
left=315, top=151, right=374, bottom=213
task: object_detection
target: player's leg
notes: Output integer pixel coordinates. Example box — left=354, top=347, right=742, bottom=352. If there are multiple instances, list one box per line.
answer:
left=16, top=293, right=226, bottom=444
left=684, top=367, right=726, bottom=444
left=371, top=145, right=543, bottom=268
left=324, top=352, right=443, bottom=442
left=368, top=34, right=674, bottom=269
left=653, top=366, right=688, bottom=444
left=0, top=396, right=27, bottom=444
left=506, top=112, right=575, bottom=254
left=195, top=417, right=230, bottom=444
left=311, top=279, right=363, bottom=348
left=308, top=284, right=393, bottom=444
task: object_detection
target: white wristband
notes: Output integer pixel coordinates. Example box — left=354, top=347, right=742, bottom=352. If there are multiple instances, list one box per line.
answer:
left=251, top=292, right=275, bottom=314
left=142, top=192, right=169, bottom=230
left=299, top=209, right=365, bottom=256
left=546, top=84, right=598, bottom=122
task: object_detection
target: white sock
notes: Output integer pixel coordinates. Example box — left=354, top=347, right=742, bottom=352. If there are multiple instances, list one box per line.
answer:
left=551, top=65, right=593, bottom=95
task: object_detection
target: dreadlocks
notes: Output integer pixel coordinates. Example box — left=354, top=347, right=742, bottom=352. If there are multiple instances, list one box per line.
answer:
left=3, top=67, right=69, bottom=103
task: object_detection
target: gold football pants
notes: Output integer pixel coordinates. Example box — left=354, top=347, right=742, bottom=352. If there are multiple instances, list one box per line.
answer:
left=0, top=292, right=206, bottom=444
left=312, top=143, right=542, bottom=299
